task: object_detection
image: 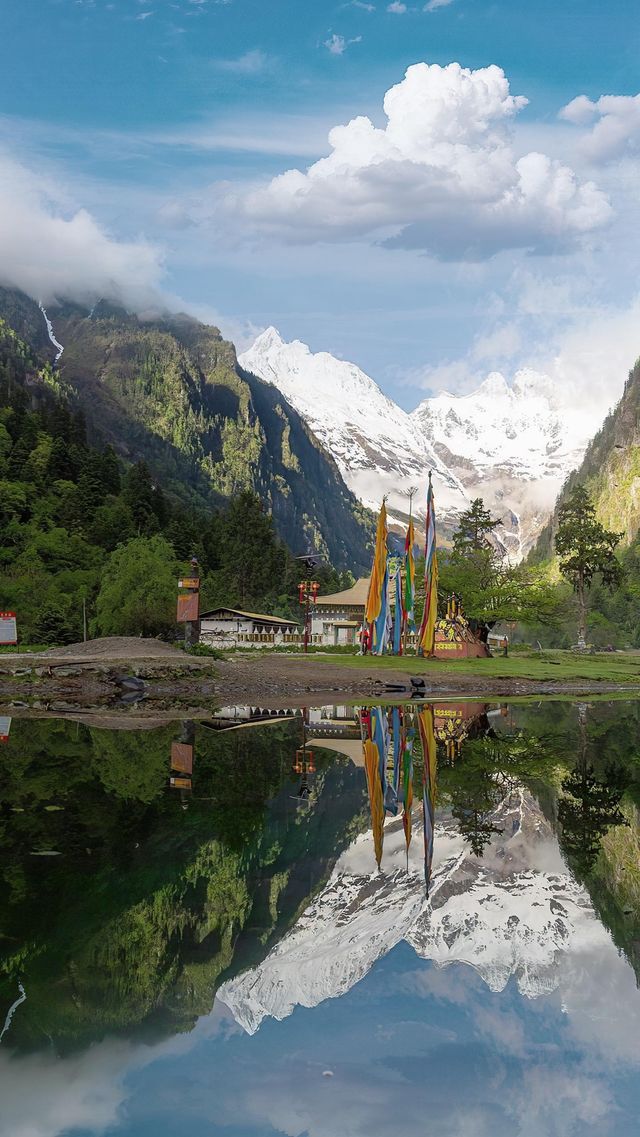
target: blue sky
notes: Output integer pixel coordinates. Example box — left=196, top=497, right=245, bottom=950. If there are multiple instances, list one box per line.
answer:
left=1, top=0, right=639, bottom=408
left=3, top=944, right=640, bottom=1137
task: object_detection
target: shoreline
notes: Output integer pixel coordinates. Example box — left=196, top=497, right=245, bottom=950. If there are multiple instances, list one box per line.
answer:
left=1, top=639, right=640, bottom=711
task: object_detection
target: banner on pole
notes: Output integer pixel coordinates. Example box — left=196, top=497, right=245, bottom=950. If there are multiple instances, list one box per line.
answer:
left=0, top=612, right=17, bottom=645
left=177, top=594, right=199, bottom=623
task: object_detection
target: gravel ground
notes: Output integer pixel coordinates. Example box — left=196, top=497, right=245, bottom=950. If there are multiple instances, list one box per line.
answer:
left=1, top=640, right=638, bottom=704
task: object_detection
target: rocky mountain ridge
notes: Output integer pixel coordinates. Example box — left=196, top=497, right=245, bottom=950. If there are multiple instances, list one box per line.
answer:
left=240, top=328, right=606, bottom=557
left=532, top=355, right=640, bottom=559
left=240, top=326, right=468, bottom=528
left=0, top=288, right=373, bottom=571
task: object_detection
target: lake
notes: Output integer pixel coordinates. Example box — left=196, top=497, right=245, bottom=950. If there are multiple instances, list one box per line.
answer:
left=1, top=699, right=640, bottom=1137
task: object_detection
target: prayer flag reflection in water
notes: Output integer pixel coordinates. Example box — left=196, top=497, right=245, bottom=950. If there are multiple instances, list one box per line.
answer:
left=2, top=701, right=640, bottom=1137
left=359, top=702, right=485, bottom=890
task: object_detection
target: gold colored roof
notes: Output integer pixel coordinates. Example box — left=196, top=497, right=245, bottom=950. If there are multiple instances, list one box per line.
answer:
left=315, top=577, right=370, bottom=607
left=200, top=608, right=298, bottom=626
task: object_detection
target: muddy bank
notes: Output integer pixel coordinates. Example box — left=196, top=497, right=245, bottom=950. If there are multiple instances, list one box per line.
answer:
left=1, top=639, right=640, bottom=709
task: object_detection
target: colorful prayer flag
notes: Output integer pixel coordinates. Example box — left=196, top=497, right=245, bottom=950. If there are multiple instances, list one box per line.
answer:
left=402, top=719, right=414, bottom=860
left=364, top=739, right=385, bottom=870
left=404, top=512, right=416, bottom=633
left=417, top=705, right=437, bottom=896
left=418, top=473, right=438, bottom=655
left=365, top=501, right=388, bottom=627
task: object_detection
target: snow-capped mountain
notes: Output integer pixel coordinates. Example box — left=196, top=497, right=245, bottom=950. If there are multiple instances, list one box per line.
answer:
left=412, top=370, right=592, bottom=557
left=240, top=329, right=599, bottom=556
left=219, top=790, right=610, bottom=1034
left=239, top=328, right=469, bottom=527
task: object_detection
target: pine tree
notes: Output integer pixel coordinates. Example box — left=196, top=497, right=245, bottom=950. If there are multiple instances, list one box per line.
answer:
left=100, top=445, right=121, bottom=495
left=555, top=485, right=623, bottom=648
left=452, top=498, right=501, bottom=554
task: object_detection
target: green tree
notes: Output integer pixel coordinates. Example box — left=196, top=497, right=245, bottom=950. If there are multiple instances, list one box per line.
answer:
left=440, top=498, right=561, bottom=627
left=452, top=497, right=501, bottom=554
left=33, top=603, right=77, bottom=646
left=95, top=535, right=178, bottom=637
left=555, top=484, right=624, bottom=647
left=122, top=461, right=166, bottom=536
left=558, top=761, right=628, bottom=876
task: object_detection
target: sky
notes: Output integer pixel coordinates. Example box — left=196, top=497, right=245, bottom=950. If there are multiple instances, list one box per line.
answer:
left=1, top=0, right=639, bottom=409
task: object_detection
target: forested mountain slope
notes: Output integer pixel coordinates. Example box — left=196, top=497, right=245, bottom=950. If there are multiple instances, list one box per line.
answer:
left=532, top=357, right=640, bottom=562
left=0, top=288, right=372, bottom=571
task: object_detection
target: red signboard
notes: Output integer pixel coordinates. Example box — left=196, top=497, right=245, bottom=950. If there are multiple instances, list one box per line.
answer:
left=0, top=612, right=17, bottom=645
left=176, top=594, right=199, bottom=623
left=171, top=742, right=193, bottom=775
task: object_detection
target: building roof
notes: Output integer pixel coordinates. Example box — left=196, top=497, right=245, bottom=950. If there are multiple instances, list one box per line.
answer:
left=200, top=607, right=299, bottom=627
left=310, top=739, right=365, bottom=766
left=315, top=577, right=370, bottom=607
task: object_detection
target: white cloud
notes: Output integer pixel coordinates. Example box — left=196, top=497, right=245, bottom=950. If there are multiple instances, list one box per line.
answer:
left=471, top=323, right=522, bottom=363
left=227, top=62, right=612, bottom=260
left=135, top=9, right=154, bottom=19
left=214, top=48, right=270, bottom=74
left=424, top=0, right=455, bottom=10
left=350, top=0, right=376, bottom=9
left=560, top=92, right=640, bottom=164
left=387, top=2, right=407, bottom=12
left=323, top=32, right=362, bottom=54
left=0, top=151, right=166, bottom=310
left=406, top=280, right=640, bottom=457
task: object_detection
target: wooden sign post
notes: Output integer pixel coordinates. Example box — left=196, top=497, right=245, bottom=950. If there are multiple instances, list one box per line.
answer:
left=176, top=560, right=201, bottom=650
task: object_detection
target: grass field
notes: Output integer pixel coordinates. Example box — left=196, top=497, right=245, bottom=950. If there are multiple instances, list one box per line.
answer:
left=310, top=649, right=640, bottom=684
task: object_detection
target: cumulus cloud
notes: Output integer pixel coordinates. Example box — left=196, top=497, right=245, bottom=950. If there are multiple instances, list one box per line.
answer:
left=387, top=2, right=407, bottom=12
left=560, top=92, right=640, bottom=164
left=226, top=62, right=612, bottom=259
left=0, top=152, right=166, bottom=310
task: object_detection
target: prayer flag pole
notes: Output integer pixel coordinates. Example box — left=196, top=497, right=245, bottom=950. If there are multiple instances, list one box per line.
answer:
left=418, top=471, right=438, bottom=657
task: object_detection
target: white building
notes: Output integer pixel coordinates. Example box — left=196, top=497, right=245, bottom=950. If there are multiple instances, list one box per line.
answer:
left=310, top=578, right=369, bottom=647
left=199, top=607, right=300, bottom=649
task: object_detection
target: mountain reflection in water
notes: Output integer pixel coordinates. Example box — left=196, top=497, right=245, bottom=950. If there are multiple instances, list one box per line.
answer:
left=1, top=700, right=640, bottom=1137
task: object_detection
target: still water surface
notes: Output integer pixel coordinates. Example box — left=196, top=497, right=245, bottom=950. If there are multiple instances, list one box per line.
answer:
left=1, top=700, right=640, bottom=1136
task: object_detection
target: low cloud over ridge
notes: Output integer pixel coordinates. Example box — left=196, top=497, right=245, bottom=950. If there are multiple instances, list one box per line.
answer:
left=226, top=62, right=612, bottom=260
left=0, top=152, right=166, bottom=310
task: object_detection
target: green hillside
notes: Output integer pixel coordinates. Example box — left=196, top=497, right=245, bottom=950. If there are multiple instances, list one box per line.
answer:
left=533, top=357, right=640, bottom=561
left=0, top=287, right=372, bottom=572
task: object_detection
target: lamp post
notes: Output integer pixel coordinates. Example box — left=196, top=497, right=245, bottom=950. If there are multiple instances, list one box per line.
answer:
left=295, top=552, right=324, bottom=654
left=298, top=579, right=320, bottom=653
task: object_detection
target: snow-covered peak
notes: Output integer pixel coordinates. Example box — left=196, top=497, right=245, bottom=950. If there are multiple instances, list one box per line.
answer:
left=219, top=791, right=610, bottom=1035
left=412, top=367, right=589, bottom=490
left=239, top=328, right=468, bottom=519
left=251, top=325, right=286, bottom=352
left=239, top=326, right=602, bottom=554
left=475, top=371, right=510, bottom=399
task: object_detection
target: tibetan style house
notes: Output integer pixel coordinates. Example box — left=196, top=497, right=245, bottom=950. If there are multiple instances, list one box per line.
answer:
left=199, top=607, right=300, bottom=648
left=310, top=577, right=370, bottom=647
